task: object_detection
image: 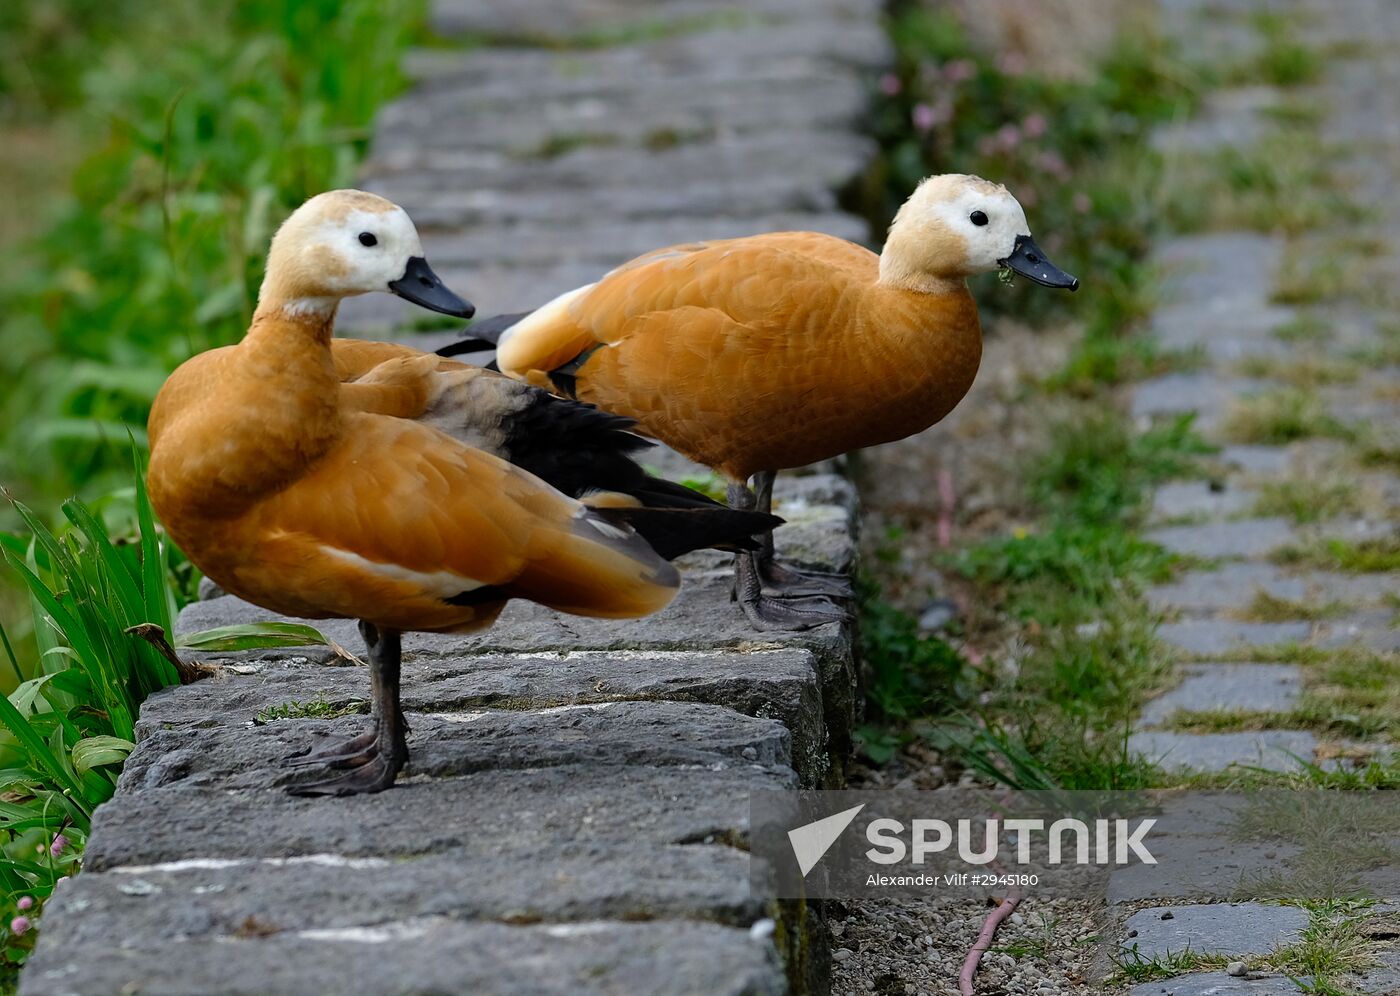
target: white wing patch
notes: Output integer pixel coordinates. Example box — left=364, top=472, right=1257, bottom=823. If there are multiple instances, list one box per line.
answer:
left=578, top=511, right=632, bottom=541
left=496, top=281, right=597, bottom=354
left=320, top=547, right=486, bottom=599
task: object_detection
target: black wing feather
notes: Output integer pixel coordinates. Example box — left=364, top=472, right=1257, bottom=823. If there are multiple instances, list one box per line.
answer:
left=592, top=506, right=780, bottom=560
left=502, top=390, right=720, bottom=509
left=436, top=311, right=532, bottom=356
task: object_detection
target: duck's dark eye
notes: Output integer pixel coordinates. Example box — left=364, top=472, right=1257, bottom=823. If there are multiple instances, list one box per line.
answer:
left=970, top=210, right=989, bottom=227
left=358, top=232, right=378, bottom=247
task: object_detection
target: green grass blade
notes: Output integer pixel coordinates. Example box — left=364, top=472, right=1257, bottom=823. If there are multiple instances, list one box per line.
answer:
left=0, top=799, right=70, bottom=828
left=8, top=675, right=57, bottom=717
left=9, top=539, right=130, bottom=728
left=60, top=498, right=144, bottom=622
left=71, top=736, right=136, bottom=776
left=175, top=622, right=327, bottom=652
left=3, top=550, right=103, bottom=683
left=21, top=540, right=66, bottom=693
left=133, top=444, right=174, bottom=638
left=0, top=619, right=22, bottom=686
left=0, top=693, right=90, bottom=818
left=7, top=497, right=85, bottom=596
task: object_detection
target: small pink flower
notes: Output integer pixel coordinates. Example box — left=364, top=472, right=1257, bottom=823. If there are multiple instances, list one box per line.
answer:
left=1022, top=113, right=1048, bottom=139
left=878, top=73, right=902, bottom=96
left=1019, top=186, right=1038, bottom=207
left=997, top=52, right=1028, bottom=76
left=49, top=835, right=68, bottom=857
left=944, top=58, right=977, bottom=83
left=1073, top=192, right=1092, bottom=214
left=10, top=916, right=29, bottom=936
left=977, top=134, right=999, bottom=157
left=927, top=96, right=955, bottom=129
left=995, top=123, right=1022, bottom=152
left=16, top=897, right=33, bottom=911
left=1035, top=150, right=1069, bottom=179
left=911, top=103, right=938, bottom=133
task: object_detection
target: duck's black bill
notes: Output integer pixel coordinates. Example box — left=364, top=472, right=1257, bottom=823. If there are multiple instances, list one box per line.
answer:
left=998, top=235, right=1080, bottom=291
left=389, top=257, right=476, bottom=318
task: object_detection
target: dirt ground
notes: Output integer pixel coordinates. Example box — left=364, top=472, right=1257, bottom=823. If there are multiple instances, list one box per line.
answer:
left=836, top=314, right=1113, bottom=996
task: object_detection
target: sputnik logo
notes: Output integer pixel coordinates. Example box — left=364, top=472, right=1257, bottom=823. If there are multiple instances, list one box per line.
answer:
left=787, top=804, right=865, bottom=876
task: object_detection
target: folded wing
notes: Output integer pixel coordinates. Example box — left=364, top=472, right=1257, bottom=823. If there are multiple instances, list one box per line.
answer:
left=234, top=415, right=681, bottom=632
left=331, top=339, right=761, bottom=512
left=485, top=233, right=879, bottom=381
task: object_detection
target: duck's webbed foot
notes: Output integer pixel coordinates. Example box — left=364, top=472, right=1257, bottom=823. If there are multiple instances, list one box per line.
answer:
left=287, top=624, right=409, bottom=797
left=285, top=733, right=406, bottom=796
left=755, top=556, right=855, bottom=600
left=744, top=468, right=854, bottom=602
left=726, top=476, right=850, bottom=630
left=734, top=551, right=849, bottom=631
left=282, top=727, right=379, bottom=769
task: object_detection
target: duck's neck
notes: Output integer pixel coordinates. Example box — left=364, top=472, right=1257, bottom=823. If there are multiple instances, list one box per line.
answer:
left=248, top=296, right=340, bottom=346
left=241, top=295, right=341, bottom=403
left=877, top=251, right=968, bottom=298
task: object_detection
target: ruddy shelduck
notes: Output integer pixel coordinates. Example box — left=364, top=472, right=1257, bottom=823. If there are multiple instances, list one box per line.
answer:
left=147, top=190, right=779, bottom=795
left=441, top=173, right=1079, bottom=628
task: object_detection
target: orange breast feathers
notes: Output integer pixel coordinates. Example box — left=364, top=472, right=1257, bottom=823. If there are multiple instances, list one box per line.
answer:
left=148, top=345, right=680, bottom=634
left=491, top=232, right=984, bottom=481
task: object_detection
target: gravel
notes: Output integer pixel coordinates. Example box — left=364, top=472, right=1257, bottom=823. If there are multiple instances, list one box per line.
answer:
left=828, top=897, right=1105, bottom=995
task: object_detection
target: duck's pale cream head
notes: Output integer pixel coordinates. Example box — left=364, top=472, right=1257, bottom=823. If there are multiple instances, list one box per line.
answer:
left=258, top=189, right=474, bottom=319
left=880, top=173, right=1078, bottom=293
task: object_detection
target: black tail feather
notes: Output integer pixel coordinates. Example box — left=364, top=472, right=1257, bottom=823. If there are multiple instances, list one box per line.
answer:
left=594, top=507, right=781, bottom=561
left=501, top=390, right=741, bottom=515
left=622, top=474, right=728, bottom=510
left=436, top=311, right=532, bottom=357
left=437, top=338, right=497, bottom=357
left=459, top=369, right=740, bottom=532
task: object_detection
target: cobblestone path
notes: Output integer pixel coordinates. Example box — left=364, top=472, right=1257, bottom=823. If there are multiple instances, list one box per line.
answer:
left=1118, top=1, right=1400, bottom=992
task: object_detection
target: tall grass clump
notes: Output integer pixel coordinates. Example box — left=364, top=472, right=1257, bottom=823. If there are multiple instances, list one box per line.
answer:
left=0, top=462, right=177, bottom=975
left=0, top=0, right=426, bottom=510
left=0, top=459, right=324, bottom=979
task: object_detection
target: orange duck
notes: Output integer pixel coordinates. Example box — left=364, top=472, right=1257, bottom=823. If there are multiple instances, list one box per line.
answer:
left=441, top=174, right=1078, bottom=628
left=147, top=190, right=779, bottom=795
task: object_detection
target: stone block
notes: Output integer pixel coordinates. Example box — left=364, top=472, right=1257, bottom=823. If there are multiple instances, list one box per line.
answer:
left=1146, top=519, right=1296, bottom=559
left=83, top=764, right=796, bottom=871
left=1128, top=731, right=1322, bottom=773
left=1146, top=563, right=1305, bottom=614
left=1157, top=619, right=1311, bottom=655
left=1150, top=482, right=1259, bottom=523
left=1120, top=902, right=1309, bottom=960
left=1138, top=664, right=1303, bottom=727
left=1129, top=971, right=1310, bottom=995
left=137, top=647, right=828, bottom=781
left=125, top=700, right=792, bottom=793
left=21, top=917, right=785, bottom=996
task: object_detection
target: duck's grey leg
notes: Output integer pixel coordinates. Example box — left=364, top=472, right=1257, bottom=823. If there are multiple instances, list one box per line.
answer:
left=750, top=469, right=854, bottom=600
left=729, top=480, right=846, bottom=630
left=287, top=622, right=409, bottom=796
left=281, top=622, right=384, bottom=768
